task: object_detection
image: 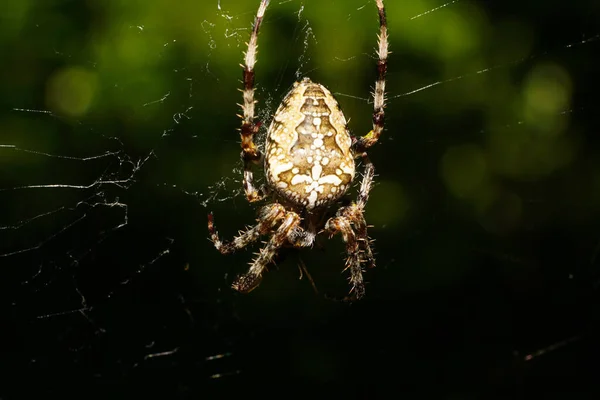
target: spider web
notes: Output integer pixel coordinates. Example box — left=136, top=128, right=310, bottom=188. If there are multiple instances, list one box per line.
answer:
left=2, top=0, right=600, bottom=396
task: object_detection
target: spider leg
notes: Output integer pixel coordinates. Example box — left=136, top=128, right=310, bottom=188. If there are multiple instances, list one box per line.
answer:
left=208, top=203, right=285, bottom=255
left=325, top=216, right=365, bottom=300
left=356, top=217, right=376, bottom=270
left=353, top=153, right=376, bottom=269
left=240, top=0, right=271, bottom=202
left=232, top=211, right=301, bottom=293
left=324, top=154, right=377, bottom=299
left=354, top=0, right=389, bottom=154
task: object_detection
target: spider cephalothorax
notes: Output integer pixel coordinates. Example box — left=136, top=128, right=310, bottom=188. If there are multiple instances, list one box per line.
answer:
left=208, top=0, right=388, bottom=300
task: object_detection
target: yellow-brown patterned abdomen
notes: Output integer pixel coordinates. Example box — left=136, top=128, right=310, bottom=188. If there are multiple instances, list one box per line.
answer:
left=265, top=78, right=355, bottom=210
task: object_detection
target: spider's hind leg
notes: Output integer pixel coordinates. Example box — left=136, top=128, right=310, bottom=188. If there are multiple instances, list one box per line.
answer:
left=239, top=0, right=271, bottom=203
left=354, top=0, right=389, bottom=154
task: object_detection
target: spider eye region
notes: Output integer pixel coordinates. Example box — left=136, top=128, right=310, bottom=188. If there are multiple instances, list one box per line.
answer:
left=265, top=78, right=355, bottom=210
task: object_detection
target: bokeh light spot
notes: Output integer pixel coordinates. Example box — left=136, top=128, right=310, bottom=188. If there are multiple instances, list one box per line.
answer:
left=45, top=66, right=98, bottom=117
left=523, top=62, right=572, bottom=136
left=440, top=144, right=488, bottom=199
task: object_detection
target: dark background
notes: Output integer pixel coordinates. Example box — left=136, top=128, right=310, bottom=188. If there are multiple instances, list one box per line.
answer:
left=2, top=0, right=600, bottom=397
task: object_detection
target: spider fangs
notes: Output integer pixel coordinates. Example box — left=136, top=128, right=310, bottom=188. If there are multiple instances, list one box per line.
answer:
left=208, top=0, right=388, bottom=300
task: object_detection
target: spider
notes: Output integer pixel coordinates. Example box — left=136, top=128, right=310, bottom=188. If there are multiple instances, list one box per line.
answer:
left=208, top=0, right=388, bottom=300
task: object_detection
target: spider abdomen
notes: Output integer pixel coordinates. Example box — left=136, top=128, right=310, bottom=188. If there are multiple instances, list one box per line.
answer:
left=265, top=77, right=355, bottom=210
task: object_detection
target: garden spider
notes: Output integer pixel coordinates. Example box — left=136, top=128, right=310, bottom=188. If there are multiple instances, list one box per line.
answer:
left=208, top=0, right=388, bottom=300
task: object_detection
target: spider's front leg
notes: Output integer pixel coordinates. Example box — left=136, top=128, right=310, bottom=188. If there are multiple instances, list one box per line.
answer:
left=233, top=210, right=301, bottom=293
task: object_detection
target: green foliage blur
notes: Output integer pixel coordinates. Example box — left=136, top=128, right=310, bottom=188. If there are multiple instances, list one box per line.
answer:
left=2, top=0, right=599, bottom=296
left=3, top=1, right=600, bottom=393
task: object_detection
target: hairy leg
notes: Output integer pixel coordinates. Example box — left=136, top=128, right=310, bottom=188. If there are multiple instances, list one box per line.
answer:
left=208, top=203, right=285, bottom=254
left=353, top=154, right=376, bottom=268
left=240, top=0, right=271, bottom=202
left=325, top=216, right=365, bottom=300
left=354, top=0, right=389, bottom=153
left=324, top=154, right=377, bottom=299
left=232, top=211, right=301, bottom=293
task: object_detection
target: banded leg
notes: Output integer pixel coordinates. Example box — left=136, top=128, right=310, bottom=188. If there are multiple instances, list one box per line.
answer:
left=353, top=154, right=376, bottom=268
left=240, top=0, right=271, bottom=202
left=357, top=154, right=375, bottom=210
left=355, top=0, right=389, bottom=153
left=208, top=203, right=285, bottom=254
left=325, top=216, right=365, bottom=300
left=232, top=211, right=301, bottom=293
left=326, top=154, right=376, bottom=299
left=340, top=206, right=375, bottom=271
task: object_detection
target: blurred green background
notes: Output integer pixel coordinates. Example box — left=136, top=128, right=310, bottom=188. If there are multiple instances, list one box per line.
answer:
left=2, top=0, right=600, bottom=397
